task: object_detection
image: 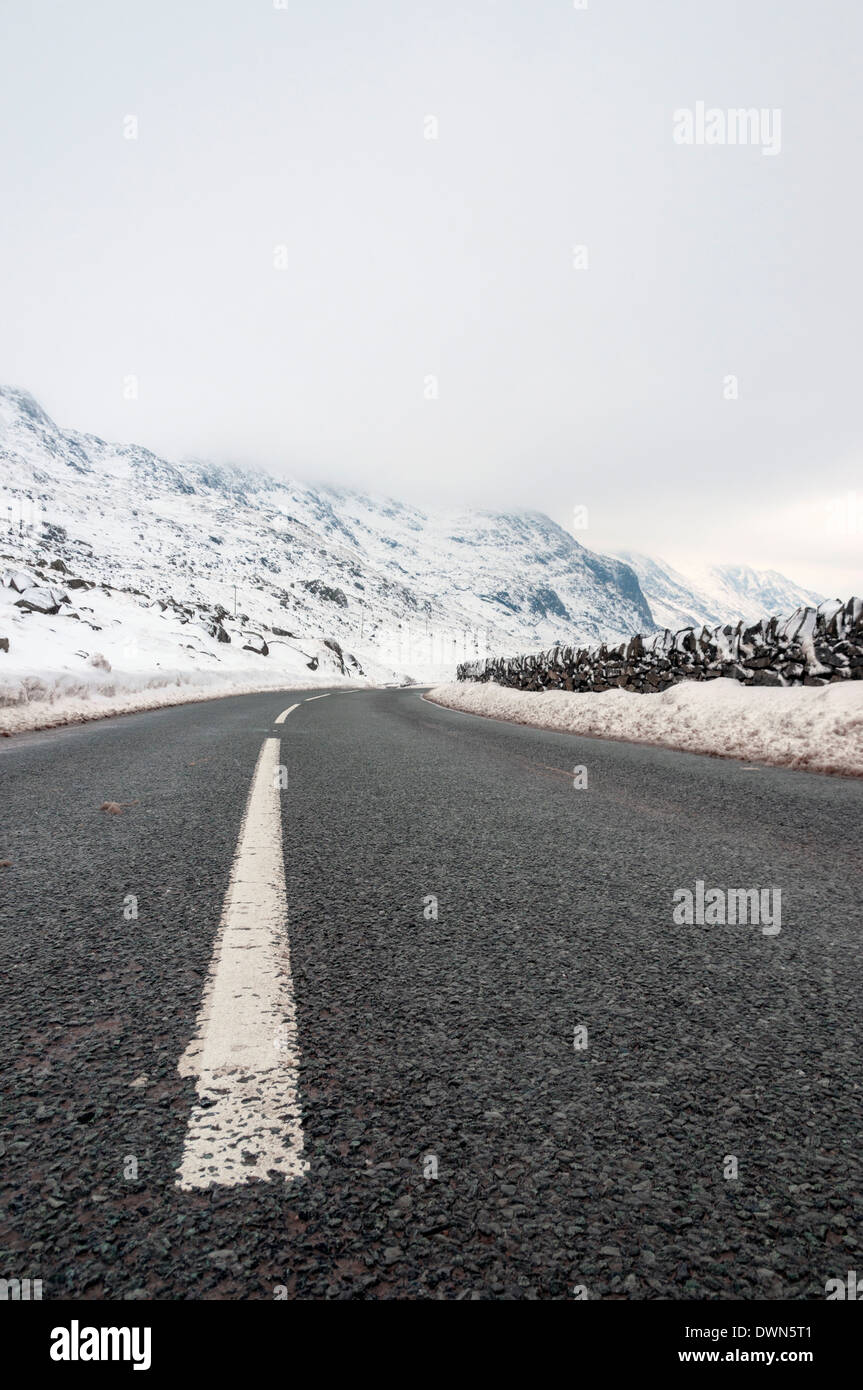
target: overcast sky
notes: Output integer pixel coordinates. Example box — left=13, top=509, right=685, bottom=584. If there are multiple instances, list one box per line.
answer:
left=1, top=0, right=861, bottom=595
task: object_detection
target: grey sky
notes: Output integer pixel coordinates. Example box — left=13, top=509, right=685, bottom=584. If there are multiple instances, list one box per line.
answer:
left=1, top=0, right=861, bottom=594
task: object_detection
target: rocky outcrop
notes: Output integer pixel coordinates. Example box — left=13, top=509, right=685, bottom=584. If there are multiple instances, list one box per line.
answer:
left=322, top=637, right=365, bottom=677
left=202, top=617, right=231, bottom=643
left=323, top=638, right=347, bottom=673
left=299, top=579, right=348, bottom=608
left=457, top=598, right=863, bottom=694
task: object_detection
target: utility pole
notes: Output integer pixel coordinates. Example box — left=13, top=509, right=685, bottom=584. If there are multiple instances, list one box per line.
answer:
left=233, top=584, right=237, bottom=618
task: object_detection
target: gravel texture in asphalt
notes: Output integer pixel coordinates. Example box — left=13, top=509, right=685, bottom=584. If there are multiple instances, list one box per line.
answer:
left=0, top=687, right=860, bottom=1299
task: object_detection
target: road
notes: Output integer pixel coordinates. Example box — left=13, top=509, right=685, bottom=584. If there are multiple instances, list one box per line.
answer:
left=0, top=686, right=860, bottom=1300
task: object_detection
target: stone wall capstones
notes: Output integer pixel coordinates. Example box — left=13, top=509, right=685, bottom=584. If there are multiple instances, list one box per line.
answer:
left=456, top=598, right=863, bottom=693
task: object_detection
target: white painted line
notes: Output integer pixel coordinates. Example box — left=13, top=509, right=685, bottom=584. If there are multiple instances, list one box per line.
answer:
left=304, top=693, right=331, bottom=702
left=176, top=737, right=307, bottom=1190
left=274, top=703, right=299, bottom=724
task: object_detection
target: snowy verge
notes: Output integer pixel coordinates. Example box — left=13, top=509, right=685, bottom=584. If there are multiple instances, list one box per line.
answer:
left=426, top=679, right=863, bottom=777
left=0, top=668, right=359, bottom=735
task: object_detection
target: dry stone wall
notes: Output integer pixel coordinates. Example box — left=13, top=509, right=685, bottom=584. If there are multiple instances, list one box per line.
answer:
left=457, top=598, right=863, bottom=694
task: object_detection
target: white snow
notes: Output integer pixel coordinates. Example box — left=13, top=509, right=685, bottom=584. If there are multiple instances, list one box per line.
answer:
left=0, top=669, right=352, bottom=735
left=0, top=531, right=403, bottom=731
left=612, top=550, right=825, bottom=632
left=0, top=579, right=368, bottom=732
left=427, top=679, right=863, bottom=777
left=0, top=384, right=661, bottom=697
left=2, top=386, right=852, bottom=735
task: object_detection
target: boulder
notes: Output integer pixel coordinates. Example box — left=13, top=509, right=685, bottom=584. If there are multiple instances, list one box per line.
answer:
left=323, top=638, right=347, bottom=674
left=5, top=571, right=34, bottom=593
left=14, top=586, right=61, bottom=615
left=242, top=632, right=269, bottom=656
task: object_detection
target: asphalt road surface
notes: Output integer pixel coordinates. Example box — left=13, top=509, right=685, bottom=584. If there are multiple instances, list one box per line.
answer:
left=0, top=687, right=860, bottom=1300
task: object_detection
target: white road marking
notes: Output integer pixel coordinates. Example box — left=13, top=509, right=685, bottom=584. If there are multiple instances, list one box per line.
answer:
left=176, top=736, right=306, bottom=1190
left=304, top=693, right=331, bottom=702
left=274, top=703, right=299, bottom=723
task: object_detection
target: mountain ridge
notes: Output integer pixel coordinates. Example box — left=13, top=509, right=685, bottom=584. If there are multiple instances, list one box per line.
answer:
left=1, top=385, right=655, bottom=683
left=613, top=549, right=824, bottom=632
left=1, top=386, right=825, bottom=692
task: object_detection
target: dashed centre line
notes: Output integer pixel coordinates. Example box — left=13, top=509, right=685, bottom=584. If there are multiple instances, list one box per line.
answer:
left=175, top=736, right=306, bottom=1191
left=176, top=688, right=355, bottom=1188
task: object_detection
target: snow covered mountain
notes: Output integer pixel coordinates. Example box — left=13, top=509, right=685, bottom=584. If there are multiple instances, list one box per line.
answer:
left=613, top=550, right=824, bottom=632
left=1, top=387, right=827, bottom=727
left=1, top=387, right=654, bottom=705
left=695, top=564, right=825, bottom=625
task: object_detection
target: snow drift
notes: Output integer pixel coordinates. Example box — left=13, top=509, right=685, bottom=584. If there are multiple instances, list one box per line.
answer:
left=426, top=679, right=863, bottom=777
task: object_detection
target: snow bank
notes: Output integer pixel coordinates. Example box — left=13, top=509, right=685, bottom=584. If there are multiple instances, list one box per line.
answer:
left=0, top=667, right=356, bottom=734
left=0, top=575, right=378, bottom=733
left=427, top=678, right=863, bottom=777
